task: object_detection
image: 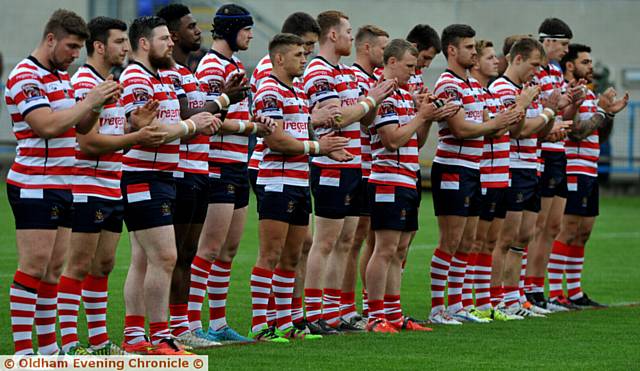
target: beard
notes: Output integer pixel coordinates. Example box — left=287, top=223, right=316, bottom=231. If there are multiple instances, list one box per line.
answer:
left=149, top=49, right=173, bottom=70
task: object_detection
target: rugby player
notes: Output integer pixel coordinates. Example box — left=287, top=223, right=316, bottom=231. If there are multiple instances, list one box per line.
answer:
left=302, top=10, right=395, bottom=335
left=6, top=9, right=119, bottom=355
left=549, top=44, right=628, bottom=308
left=429, top=24, right=520, bottom=324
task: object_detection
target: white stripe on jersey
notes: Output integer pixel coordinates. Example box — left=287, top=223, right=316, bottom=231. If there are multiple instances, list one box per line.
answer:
left=565, top=89, right=599, bottom=177
left=534, top=63, right=567, bottom=152
left=481, top=88, right=510, bottom=189
left=352, top=63, right=378, bottom=178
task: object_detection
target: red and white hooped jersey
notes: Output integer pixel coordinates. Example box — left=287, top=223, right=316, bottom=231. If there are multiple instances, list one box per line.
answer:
left=369, top=88, right=419, bottom=189
left=303, top=56, right=362, bottom=168
left=407, top=67, right=425, bottom=93
left=71, top=65, right=125, bottom=200
left=534, top=63, right=567, bottom=152
left=433, top=69, right=485, bottom=170
left=248, top=54, right=272, bottom=171
left=196, top=49, right=250, bottom=170
left=480, top=88, right=510, bottom=189
left=489, top=76, right=543, bottom=171
left=163, top=63, right=208, bottom=176
left=253, top=76, right=311, bottom=187
left=565, top=89, right=599, bottom=177
left=5, top=56, right=76, bottom=189
left=120, top=61, right=180, bottom=172
left=351, top=63, right=378, bottom=178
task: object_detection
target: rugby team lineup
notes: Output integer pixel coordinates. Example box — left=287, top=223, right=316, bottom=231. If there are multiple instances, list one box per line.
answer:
left=3, top=2, right=630, bottom=356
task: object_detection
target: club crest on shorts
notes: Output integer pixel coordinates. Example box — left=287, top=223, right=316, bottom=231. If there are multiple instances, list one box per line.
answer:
left=582, top=197, right=588, bottom=208
left=287, top=201, right=295, bottom=213
left=50, top=206, right=60, bottom=220
left=516, top=192, right=524, bottom=203
left=400, top=208, right=407, bottom=221
left=464, top=196, right=470, bottom=208
left=344, top=194, right=352, bottom=206
left=549, top=177, right=556, bottom=188
left=161, top=202, right=172, bottom=217
left=490, top=202, right=496, bottom=213
left=227, top=184, right=235, bottom=194
left=94, top=209, right=104, bottom=223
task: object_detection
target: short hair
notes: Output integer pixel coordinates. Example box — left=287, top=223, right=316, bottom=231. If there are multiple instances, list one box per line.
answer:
left=441, top=24, right=475, bottom=58
left=502, top=34, right=531, bottom=57
left=42, top=9, right=89, bottom=41
left=86, top=17, right=127, bottom=56
left=508, top=37, right=546, bottom=63
left=538, top=17, right=573, bottom=40
left=355, top=25, right=389, bottom=46
left=129, top=16, right=167, bottom=51
left=281, top=12, right=320, bottom=37
left=406, top=24, right=441, bottom=53
left=317, top=10, right=349, bottom=41
left=156, top=3, right=191, bottom=32
left=475, top=39, right=494, bottom=57
left=383, top=38, right=418, bottom=64
left=268, top=33, right=304, bottom=60
left=560, top=43, right=591, bottom=72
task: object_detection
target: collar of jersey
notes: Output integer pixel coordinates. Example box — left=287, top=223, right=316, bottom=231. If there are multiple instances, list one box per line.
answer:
left=27, top=55, right=60, bottom=77
left=352, top=63, right=377, bottom=81
left=314, top=55, right=341, bottom=71
left=83, top=63, right=106, bottom=81
left=208, top=49, right=239, bottom=68
left=129, top=60, right=162, bottom=80
left=499, top=74, right=523, bottom=90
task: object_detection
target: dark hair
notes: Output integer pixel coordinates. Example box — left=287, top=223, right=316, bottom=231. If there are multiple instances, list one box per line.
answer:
left=43, top=9, right=89, bottom=40
left=268, top=33, right=304, bottom=60
left=281, top=12, right=320, bottom=37
left=156, top=3, right=191, bottom=32
left=502, top=34, right=531, bottom=57
left=86, top=17, right=127, bottom=56
left=538, top=18, right=573, bottom=40
left=383, top=38, right=418, bottom=64
left=441, top=24, right=475, bottom=58
left=355, top=25, right=389, bottom=46
left=407, top=24, right=441, bottom=53
left=129, top=16, right=167, bottom=51
left=508, top=37, right=545, bottom=63
left=560, top=43, right=591, bottom=72
left=317, top=10, right=348, bottom=41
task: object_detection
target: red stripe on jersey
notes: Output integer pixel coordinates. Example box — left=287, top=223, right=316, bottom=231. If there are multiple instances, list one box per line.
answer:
left=480, top=88, right=510, bottom=188
left=534, top=64, right=567, bottom=152
left=565, top=89, right=599, bottom=177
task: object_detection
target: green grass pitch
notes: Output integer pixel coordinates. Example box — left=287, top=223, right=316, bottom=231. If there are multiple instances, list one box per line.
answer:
left=1, top=183, right=639, bottom=369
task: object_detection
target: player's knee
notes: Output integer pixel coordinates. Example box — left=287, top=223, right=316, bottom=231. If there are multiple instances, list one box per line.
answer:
left=93, top=258, right=115, bottom=277
left=153, top=248, right=177, bottom=272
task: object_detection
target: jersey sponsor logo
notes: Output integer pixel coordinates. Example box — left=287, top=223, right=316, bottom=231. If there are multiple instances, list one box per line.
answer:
left=157, top=108, right=181, bottom=120
left=133, top=88, right=151, bottom=103
left=284, top=121, right=308, bottom=132
left=22, top=83, right=44, bottom=102
left=313, top=78, right=331, bottom=93
left=99, top=116, right=126, bottom=129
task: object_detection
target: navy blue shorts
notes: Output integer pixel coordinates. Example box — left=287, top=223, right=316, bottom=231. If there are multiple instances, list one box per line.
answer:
left=248, top=168, right=264, bottom=210
left=208, top=162, right=250, bottom=209
left=368, top=183, right=419, bottom=232
left=431, top=162, right=481, bottom=217
left=71, top=197, right=124, bottom=233
left=565, top=175, right=599, bottom=217
left=539, top=151, right=567, bottom=198
left=258, top=184, right=311, bottom=226
left=174, top=173, right=209, bottom=225
left=310, top=165, right=361, bottom=219
left=121, top=171, right=176, bottom=232
left=506, top=168, right=541, bottom=213
left=7, top=184, right=73, bottom=229
left=355, top=177, right=371, bottom=216
left=479, top=187, right=508, bottom=221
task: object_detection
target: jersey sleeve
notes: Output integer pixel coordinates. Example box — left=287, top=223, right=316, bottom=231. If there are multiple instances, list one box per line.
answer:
left=72, top=77, right=96, bottom=102
left=434, top=77, right=463, bottom=106
left=373, top=97, right=399, bottom=128
left=253, top=87, right=284, bottom=120
left=490, top=84, right=517, bottom=108
left=196, top=58, right=226, bottom=102
left=120, top=74, right=155, bottom=115
left=7, top=69, right=50, bottom=117
left=303, top=65, right=339, bottom=107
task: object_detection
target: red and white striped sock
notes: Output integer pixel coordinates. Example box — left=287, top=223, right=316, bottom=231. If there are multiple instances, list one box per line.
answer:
left=123, top=315, right=146, bottom=345
left=362, top=289, right=369, bottom=317
left=339, top=291, right=357, bottom=321
left=322, top=288, right=341, bottom=327
left=266, top=293, right=276, bottom=327
left=503, top=286, right=520, bottom=309
left=447, top=251, right=469, bottom=314
left=169, top=304, right=189, bottom=338
left=291, top=296, right=304, bottom=324
left=474, top=253, right=492, bottom=311
left=548, top=240, right=569, bottom=299
left=250, top=266, right=272, bottom=333
left=489, top=286, right=502, bottom=309
left=462, top=252, right=477, bottom=310
left=304, top=288, right=323, bottom=323
left=10, top=270, right=40, bottom=355
left=430, top=249, right=452, bottom=316
left=518, top=248, right=528, bottom=303
left=82, top=275, right=109, bottom=348
left=149, top=321, right=171, bottom=345
left=208, top=259, right=232, bottom=331
left=384, top=294, right=402, bottom=327
left=273, top=268, right=295, bottom=331
left=566, top=245, right=585, bottom=300
left=187, top=255, right=212, bottom=331
left=58, top=275, right=82, bottom=353
left=531, top=276, right=545, bottom=294
left=367, top=299, right=385, bottom=322
left=35, top=282, right=59, bottom=355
